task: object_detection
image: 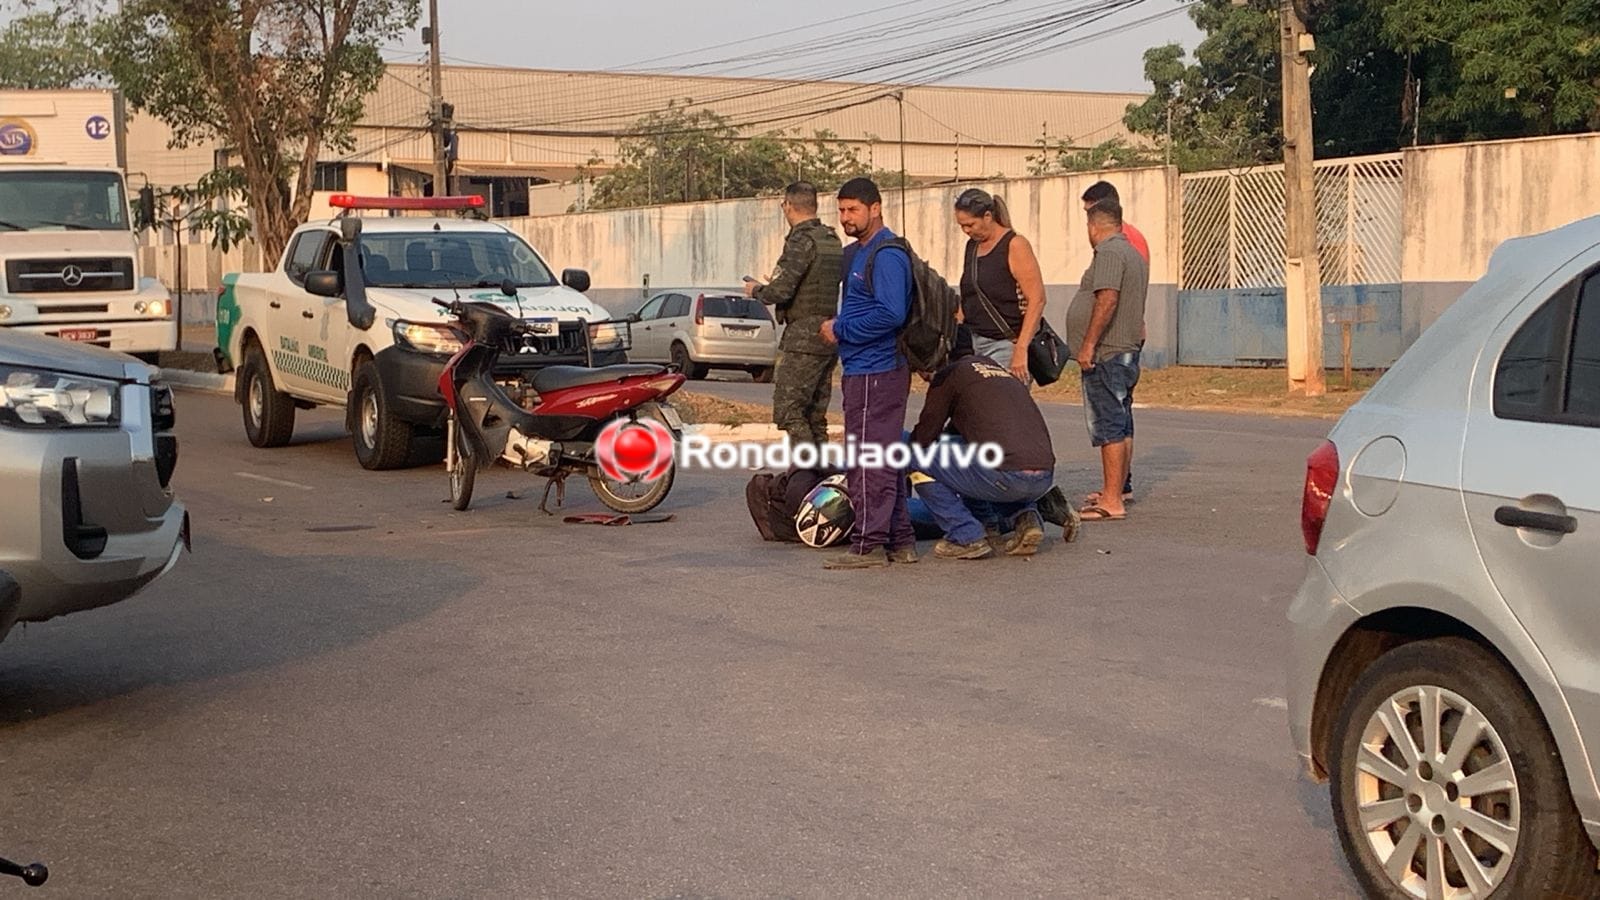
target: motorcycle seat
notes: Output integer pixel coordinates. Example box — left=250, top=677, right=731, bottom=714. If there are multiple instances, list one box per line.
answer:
left=532, top=364, right=667, bottom=394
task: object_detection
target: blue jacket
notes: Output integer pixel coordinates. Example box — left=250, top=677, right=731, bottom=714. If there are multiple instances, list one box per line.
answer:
left=834, top=227, right=911, bottom=375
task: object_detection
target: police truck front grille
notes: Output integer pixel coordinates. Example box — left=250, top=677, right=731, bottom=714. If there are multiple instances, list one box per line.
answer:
left=5, top=257, right=136, bottom=293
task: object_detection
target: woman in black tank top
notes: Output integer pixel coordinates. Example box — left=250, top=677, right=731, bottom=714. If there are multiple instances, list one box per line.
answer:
left=953, top=188, right=1049, bottom=383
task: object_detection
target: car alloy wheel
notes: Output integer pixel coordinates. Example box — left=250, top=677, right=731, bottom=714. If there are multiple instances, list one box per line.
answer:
left=1353, top=685, right=1519, bottom=898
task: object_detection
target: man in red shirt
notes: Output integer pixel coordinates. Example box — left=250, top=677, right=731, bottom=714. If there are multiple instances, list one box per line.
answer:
left=1080, top=181, right=1147, bottom=506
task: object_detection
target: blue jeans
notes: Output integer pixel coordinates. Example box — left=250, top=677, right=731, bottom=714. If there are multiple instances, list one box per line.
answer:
left=1081, top=349, right=1141, bottom=447
left=912, top=453, right=1053, bottom=545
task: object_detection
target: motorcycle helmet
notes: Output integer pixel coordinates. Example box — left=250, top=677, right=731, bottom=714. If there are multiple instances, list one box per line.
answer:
left=795, top=474, right=853, bottom=548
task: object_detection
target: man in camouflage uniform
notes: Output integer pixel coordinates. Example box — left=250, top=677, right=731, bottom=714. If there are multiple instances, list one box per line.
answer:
left=745, top=181, right=843, bottom=447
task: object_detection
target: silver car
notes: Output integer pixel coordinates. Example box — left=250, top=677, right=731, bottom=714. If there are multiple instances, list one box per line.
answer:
left=623, top=289, right=778, bottom=381
left=1288, top=215, right=1600, bottom=897
left=0, top=330, right=189, bottom=646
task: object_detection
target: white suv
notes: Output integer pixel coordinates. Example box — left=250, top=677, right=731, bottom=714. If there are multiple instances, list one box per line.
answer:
left=1289, top=214, right=1600, bottom=898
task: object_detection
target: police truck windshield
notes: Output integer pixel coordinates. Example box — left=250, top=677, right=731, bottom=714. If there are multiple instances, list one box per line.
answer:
left=0, top=171, right=129, bottom=232
left=357, top=232, right=560, bottom=289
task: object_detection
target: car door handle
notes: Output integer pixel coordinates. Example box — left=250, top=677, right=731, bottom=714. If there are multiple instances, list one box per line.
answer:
left=269, top=301, right=282, bottom=309
left=301, top=310, right=314, bottom=319
left=1495, top=506, right=1578, bottom=535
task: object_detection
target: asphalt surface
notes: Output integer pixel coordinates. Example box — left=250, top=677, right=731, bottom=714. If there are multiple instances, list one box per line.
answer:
left=0, top=385, right=1359, bottom=899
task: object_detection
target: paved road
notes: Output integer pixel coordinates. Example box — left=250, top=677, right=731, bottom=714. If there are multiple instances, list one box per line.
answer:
left=0, top=386, right=1357, bottom=899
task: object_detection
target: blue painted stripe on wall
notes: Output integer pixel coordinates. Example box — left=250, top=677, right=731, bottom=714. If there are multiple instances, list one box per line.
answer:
left=1177, top=284, right=1404, bottom=368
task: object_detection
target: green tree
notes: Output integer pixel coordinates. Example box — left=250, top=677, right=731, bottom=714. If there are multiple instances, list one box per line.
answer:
left=0, top=6, right=100, bottom=89
left=1026, top=136, right=1164, bottom=175
left=575, top=104, right=896, bottom=211
left=1382, top=0, right=1600, bottom=140
left=96, top=0, right=420, bottom=262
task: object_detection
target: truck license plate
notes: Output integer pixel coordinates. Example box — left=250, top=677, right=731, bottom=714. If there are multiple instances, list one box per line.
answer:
left=58, top=328, right=99, bottom=342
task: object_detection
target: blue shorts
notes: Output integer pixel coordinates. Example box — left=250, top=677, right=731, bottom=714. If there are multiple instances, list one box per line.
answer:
left=1081, top=350, right=1140, bottom=447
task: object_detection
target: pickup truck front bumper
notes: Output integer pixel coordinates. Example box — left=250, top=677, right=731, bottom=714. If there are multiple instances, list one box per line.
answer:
left=374, top=344, right=630, bottom=429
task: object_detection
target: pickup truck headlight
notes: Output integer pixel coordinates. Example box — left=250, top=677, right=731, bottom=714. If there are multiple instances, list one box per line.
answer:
left=0, top=364, right=121, bottom=429
left=393, top=320, right=465, bottom=355
left=588, top=321, right=629, bottom=351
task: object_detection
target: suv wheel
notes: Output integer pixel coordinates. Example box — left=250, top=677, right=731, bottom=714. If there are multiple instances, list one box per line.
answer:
left=1330, top=637, right=1599, bottom=899
left=671, top=342, right=708, bottom=380
left=350, top=359, right=415, bottom=470
left=240, top=342, right=295, bottom=447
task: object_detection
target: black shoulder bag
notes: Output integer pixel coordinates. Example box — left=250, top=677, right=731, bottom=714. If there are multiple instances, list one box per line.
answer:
left=966, top=241, right=1071, bottom=386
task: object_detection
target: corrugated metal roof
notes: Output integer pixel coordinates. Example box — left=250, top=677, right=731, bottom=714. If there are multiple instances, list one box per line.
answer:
left=366, top=63, right=1146, bottom=149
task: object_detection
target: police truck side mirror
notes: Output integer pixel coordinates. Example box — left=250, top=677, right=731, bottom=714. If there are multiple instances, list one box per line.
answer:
left=561, top=268, right=591, bottom=293
left=136, top=186, right=155, bottom=229
left=305, top=271, right=341, bottom=298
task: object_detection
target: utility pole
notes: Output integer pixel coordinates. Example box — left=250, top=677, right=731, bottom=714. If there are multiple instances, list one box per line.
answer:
left=426, top=0, right=449, bottom=197
left=1280, top=0, right=1324, bottom=396
left=896, top=90, right=908, bottom=229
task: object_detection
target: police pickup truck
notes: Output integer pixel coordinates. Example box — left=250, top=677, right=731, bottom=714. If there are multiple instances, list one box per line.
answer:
left=215, top=194, right=629, bottom=470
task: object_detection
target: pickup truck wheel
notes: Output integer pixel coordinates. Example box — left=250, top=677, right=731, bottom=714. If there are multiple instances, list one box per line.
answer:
left=241, top=344, right=295, bottom=448
left=351, top=360, right=415, bottom=471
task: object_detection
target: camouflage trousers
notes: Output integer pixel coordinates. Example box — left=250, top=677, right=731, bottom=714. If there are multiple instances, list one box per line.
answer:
left=771, top=349, right=838, bottom=446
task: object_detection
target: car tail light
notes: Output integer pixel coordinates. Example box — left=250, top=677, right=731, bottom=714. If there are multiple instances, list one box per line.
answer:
left=695, top=295, right=704, bottom=326
left=1302, top=440, right=1339, bottom=555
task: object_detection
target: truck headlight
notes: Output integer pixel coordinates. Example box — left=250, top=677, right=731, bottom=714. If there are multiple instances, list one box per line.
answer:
left=0, top=364, right=121, bottom=429
left=588, top=321, right=628, bottom=351
left=393, top=320, right=465, bottom=355
left=135, top=299, right=170, bottom=317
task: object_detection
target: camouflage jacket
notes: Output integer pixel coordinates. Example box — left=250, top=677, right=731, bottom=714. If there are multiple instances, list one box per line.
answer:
left=755, top=217, right=843, bottom=354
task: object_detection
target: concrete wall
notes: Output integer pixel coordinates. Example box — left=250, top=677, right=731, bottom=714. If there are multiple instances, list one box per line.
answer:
left=500, top=166, right=1183, bottom=366
left=1401, top=133, right=1600, bottom=343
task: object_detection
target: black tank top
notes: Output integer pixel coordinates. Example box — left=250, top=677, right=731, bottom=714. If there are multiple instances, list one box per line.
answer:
left=960, top=230, right=1023, bottom=340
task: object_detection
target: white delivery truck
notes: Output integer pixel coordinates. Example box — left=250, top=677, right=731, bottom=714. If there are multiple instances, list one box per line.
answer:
left=0, top=89, right=174, bottom=360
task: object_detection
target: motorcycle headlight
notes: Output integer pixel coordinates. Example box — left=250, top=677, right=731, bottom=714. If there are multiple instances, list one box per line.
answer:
left=588, top=321, right=628, bottom=351
left=0, top=364, right=121, bottom=429
left=393, top=320, right=465, bottom=355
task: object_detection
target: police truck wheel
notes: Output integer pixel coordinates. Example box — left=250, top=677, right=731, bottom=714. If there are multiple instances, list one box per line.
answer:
left=240, top=343, right=295, bottom=448
left=351, top=360, right=415, bottom=471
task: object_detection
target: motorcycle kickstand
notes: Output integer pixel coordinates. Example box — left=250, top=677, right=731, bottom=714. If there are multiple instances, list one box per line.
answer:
left=538, top=472, right=568, bottom=515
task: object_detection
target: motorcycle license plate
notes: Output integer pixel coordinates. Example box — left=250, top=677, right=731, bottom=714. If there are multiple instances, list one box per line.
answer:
left=658, top=404, right=683, bottom=431
left=526, top=318, right=558, bottom=336
left=58, top=328, right=99, bottom=342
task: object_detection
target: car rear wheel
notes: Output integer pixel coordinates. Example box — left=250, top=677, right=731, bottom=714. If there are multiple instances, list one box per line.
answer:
left=749, top=365, right=774, bottom=383
left=240, top=343, right=295, bottom=448
left=351, top=359, right=415, bottom=471
left=671, top=342, right=708, bottom=380
left=1329, top=637, right=1599, bottom=899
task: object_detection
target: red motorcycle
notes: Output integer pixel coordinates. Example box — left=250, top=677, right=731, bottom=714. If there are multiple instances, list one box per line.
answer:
left=433, top=293, right=687, bottom=514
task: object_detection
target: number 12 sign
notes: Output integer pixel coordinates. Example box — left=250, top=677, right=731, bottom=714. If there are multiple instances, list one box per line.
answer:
left=85, top=115, right=111, bottom=140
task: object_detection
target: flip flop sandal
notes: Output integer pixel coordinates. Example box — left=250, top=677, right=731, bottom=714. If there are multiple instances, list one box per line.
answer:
left=1078, top=505, right=1126, bottom=522
left=1085, top=490, right=1134, bottom=505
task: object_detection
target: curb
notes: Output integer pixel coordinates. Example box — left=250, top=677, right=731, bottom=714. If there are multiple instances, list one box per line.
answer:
left=161, top=367, right=234, bottom=394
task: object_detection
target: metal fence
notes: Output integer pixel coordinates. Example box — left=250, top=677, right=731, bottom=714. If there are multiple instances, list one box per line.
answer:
left=1179, top=154, right=1404, bottom=290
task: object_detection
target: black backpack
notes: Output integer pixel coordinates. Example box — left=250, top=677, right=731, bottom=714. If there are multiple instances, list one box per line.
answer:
left=861, top=237, right=961, bottom=372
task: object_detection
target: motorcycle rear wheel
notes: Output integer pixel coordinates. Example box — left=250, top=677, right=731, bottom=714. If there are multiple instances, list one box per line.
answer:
left=588, top=462, right=674, bottom=513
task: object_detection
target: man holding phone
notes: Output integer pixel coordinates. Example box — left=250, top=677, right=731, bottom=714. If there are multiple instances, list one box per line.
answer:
left=745, top=181, right=844, bottom=447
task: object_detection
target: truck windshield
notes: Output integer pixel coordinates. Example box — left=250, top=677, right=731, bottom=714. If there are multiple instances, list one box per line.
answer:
left=357, top=232, right=560, bottom=289
left=0, top=171, right=129, bottom=231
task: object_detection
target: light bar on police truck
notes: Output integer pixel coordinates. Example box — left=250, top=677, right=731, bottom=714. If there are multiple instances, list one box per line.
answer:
left=327, top=194, right=486, bottom=210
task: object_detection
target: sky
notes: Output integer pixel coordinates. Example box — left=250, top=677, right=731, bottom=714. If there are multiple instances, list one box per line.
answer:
left=380, top=0, right=1204, bottom=95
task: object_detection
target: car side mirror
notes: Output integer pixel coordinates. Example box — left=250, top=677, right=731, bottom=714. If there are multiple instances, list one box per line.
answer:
left=561, top=268, right=591, bottom=293
left=136, top=186, right=155, bottom=229
left=623, top=312, right=640, bottom=323
left=305, top=271, right=341, bottom=298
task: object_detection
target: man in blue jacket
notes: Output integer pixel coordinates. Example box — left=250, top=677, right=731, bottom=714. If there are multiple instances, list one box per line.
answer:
left=820, top=177, right=917, bottom=569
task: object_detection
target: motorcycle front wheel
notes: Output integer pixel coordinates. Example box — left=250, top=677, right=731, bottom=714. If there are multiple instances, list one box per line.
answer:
left=449, top=418, right=476, bottom=511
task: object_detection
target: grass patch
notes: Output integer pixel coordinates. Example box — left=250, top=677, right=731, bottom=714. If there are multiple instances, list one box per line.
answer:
left=1031, top=365, right=1381, bottom=417
left=670, top=391, right=770, bottom=428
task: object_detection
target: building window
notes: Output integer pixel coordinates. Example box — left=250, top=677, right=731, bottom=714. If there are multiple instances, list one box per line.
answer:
left=313, top=163, right=348, bottom=192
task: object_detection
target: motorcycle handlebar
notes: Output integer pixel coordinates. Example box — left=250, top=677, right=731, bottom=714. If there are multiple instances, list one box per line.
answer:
left=0, top=857, right=48, bottom=887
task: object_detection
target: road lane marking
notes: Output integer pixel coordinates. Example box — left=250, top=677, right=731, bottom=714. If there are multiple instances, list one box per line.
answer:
left=1254, top=697, right=1288, bottom=709
left=235, top=472, right=315, bottom=491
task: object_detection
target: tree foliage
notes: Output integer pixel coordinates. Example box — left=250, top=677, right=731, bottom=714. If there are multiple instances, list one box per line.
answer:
left=96, top=0, right=419, bottom=262
left=0, top=5, right=100, bottom=89
left=574, top=103, right=899, bottom=212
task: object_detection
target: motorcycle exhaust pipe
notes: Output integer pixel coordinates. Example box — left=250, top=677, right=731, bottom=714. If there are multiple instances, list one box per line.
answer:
left=0, top=857, right=48, bottom=887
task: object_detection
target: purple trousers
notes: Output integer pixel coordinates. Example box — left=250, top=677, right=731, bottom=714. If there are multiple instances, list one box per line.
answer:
left=842, top=365, right=916, bottom=553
